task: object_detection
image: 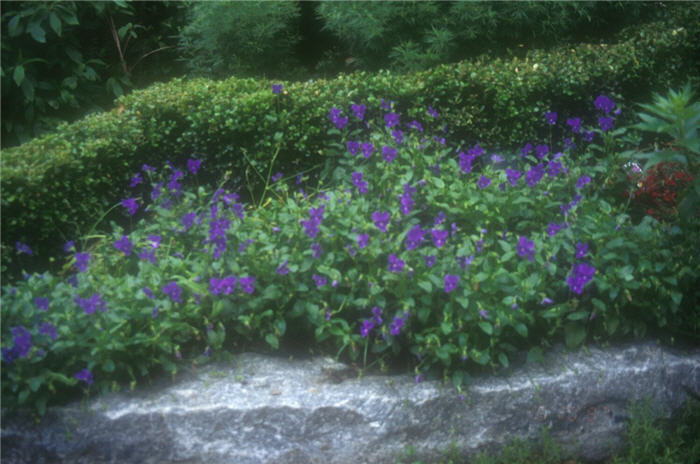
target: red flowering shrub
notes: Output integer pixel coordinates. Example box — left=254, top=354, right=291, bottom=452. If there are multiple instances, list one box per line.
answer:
left=624, top=161, right=694, bottom=222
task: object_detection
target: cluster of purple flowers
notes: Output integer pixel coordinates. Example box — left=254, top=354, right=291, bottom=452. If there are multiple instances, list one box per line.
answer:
left=301, top=205, right=325, bottom=238
left=352, top=172, right=368, bottom=194
left=74, top=293, right=108, bottom=314
left=329, top=107, right=348, bottom=129
left=398, top=183, right=415, bottom=215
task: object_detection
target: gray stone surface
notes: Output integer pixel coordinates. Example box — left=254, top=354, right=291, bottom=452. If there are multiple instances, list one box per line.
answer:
left=2, top=341, right=699, bottom=464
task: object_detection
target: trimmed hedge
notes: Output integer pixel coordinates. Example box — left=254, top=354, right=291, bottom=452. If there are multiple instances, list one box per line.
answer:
left=2, top=14, right=699, bottom=278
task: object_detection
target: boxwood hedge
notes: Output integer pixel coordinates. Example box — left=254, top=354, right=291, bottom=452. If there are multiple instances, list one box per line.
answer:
left=2, top=14, right=698, bottom=278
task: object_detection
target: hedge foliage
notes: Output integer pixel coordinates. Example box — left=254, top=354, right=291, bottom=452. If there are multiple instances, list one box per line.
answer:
left=2, top=14, right=699, bottom=278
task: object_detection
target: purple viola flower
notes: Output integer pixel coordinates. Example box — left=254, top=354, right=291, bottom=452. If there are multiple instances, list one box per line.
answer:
left=11, top=326, right=32, bottom=358
left=301, top=218, right=320, bottom=239
left=16, top=241, right=33, bottom=255
left=490, top=154, right=503, bottom=164
left=382, top=146, right=398, bottom=163
left=479, top=309, right=489, bottom=319
left=210, top=276, right=237, bottom=295
left=34, top=297, right=50, bottom=311
left=424, top=255, right=436, bottom=267
left=312, top=274, right=327, bottom=287
left=583, top=130, right=595, bottom=143
left=477, top=175, right=491, bottom=189
left=357, top=233, right=370, bottom=249
left=388, top=254, right=405, bottom=273
left=187, top=158, right=202, bottom=174
left=567, top=263, right=596, bottom=294
left=431, top=229, right=448, bottom=248
left=351, top=103, right=366, bottom=120
left=64, top=241, right=76, bottom=253
left=352, top=171, right=368, bottom=194
left=182, top=212, right=196, bottom=231
left=541, top=297, right=553, bottom=306
left=545, top=111, right=557, bottom=125
left=547, top=160, right=564, bottom=177
left=408, top=120, right=424, bottom=132
left=309, top=205, right=324, bottom=222
left=138, top=248, right=157, bottom=264
left=311, top=242, right=322, bottom=258
left=147, top=235, right=162, bottom=249
left=130, top=173, right=143, bottom=187
left=372, top=306, right=383, bottom=325
left=399, top=191, right=413, bottom=215
left=468, top=144, right=484, bottom=157
left=163, top=282, right=182, bottom=303
left=385, top=112, right=400, bottom=128
left=427, top=106, right=439, bottom=118
left=564, top=137, right=575, bottom=149
left=536, top=144, right=549, bottom=159
left=405, top=225, right=426, bottom=251
left=599, top=116, right=614, bottom=132
left=444, top=274, right=459, bottom=293
left=114, top=235, right=133, bottom=256
left=546, top=222, right=567, bottom=237
left=272, top=83, right=283, bottom=94
left=594, top=95, right=615, bottom=114
left=521, top=143, right=533, bottom=158
left=517, top=236, right=535, bottom=261
left=392, top=129, right=404, bottom=144
left=276, top=260, right=290, bottom=275
left=506, top=169, right=522, bottom=187
left=372, top=211, right=391, bottom=232
left=74, top=252, right=90, bottom=272
left=458, top=152, right=475, bottom=174
left=347, top=141, right=360, bottom=155
left=525, top=164, right=545, bottom=187
left=390, top=313, right=408, bottom=335
left=381, top=98, right=393, bottom=111
left=575, top=242, right=589, bottom=259
left=360, top=319, right=375, bottom=338
left=239, top=276, right=255, bottom=294
left=143, top=287, right=154, bottom=299
left=39, top=322, right=58, bottom=340
left=238, top=238, right=254, bottom=253
left=75, top=368, right=93, bottom=386
left=346, top=244, right=357, bottom=257
left=576, top=174, right=591, bottom=189
left=567, top=117, right=582, bottom=133
left=361, top=142, right=374, bottom=158
left=74, top=293, right=107, bottom=314
left=434, top=211, right=446, bottom=225
left=142, top=163, right=156, bottom=173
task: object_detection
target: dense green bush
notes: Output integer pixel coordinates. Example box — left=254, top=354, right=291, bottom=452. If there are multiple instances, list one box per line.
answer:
left=177, top=1, right=302, bottom=80
left=2, top=14, right=698, bottom=279
left=2, top=93, right=697, bottom=416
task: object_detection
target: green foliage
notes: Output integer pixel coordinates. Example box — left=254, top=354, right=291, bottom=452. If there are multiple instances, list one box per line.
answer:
left=2, top=12, right=699, bottom=281
left=1, top=1, right=187, bottom=148
left=2, top=95, right=696, bottom=416
left=177, top=1, right=302, bottom=80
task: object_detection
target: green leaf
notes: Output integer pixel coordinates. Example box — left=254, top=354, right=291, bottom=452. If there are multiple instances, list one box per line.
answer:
left=592, top=298, right=606, bottom=312
left=498, top=353, right=509, bottom=368
left=21, top=79, right=35, bottom=101
left=526, top=347, right=544, bottom=364
left=265, top=333, right=279, bottom=350
left=49, top=12, right=62, bottom=36
left=8, top=14, right=22, bottom=36
left=433, top=178, right=445, bottom=189
left=474, top=272, right=489, bottom=283
left=27, top=21, right=46, bottom=43
left=417, top=306, right=430, bottom=323
left=514, top=323, right=528, bottom=337
left=27, top=376, right=43, bottom=392
left=13, top=65, right=25, bottom=87
left=102, top=359, right=116, bottom=372
left=478, top=321, right=493, bottom=335
left=564, top=322, right=586, bottom=348
left=567, top=311, right=590, bottom=321
left=670, top=292, right=683, bottom=305
left=417, top=280, right=432, bottom=293
left=440, top=321, right=453, bottom=335
left=455, top=296, right=469, bottom=310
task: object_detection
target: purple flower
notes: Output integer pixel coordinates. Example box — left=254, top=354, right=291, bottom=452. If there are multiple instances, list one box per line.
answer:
left=506, top=169, right=522, bottom=187
left=39, top=322, right=58, bottom=340
left=521, top=143, right=533, bottom=158
left=272, top=83, right=283, bottom=94
left=352, top=171, right=368, bottom=194
left=388, top=254, right=405, bottom=272
left=138, top=248, right=157, bottom=264
left=575, top=242, right=589, bottom=259
left=311, top=242, right=322, bottom=258
left=567, top=263, right=596, bottom=294
left=74, top=252, right=90, bottom=272
left=444, top=274, right=459, bottom=293
left=567, top=117, right=582, bottom=133
left=468, top=144, right=484, bottom=157
left=545, top=111, right=557, bottom=125
left=147, top=235, right=162, bottom=249
left=381, top=98, right=393, bottom=111
left=536, top=144, right=549, bottom=159
left=16, top=241, right=33, bottom=255
left=34, top=297, right=50, bottom=311
left=424, top=255, right=436, bottom=267
left=114, top=235, right=133, bottom=256
left=427, top=106, right=439, bottom=118
left=546, top=222, right=567, bottom=237
left=238, top=238, right=254, bottom=253
left=74, top=293, right=107, bottom=314
left=479, top=309, right=489, bottom=319
left=385, top=112, right=400, bottom=128
left=239, top=276, right=255, bottom=294
left=382, top=145, right=398, bottom=163
left=434, top=211, right=446, bottom=225
left=162, top=281, right=182, bottom=303
left=399, top=192, right=414, bottom=215
left=576, top=174, right=591, bottom=189
left=301, top=218, right=320, bottom=239
left=143, top=287, right=154, bottom=299
left=142, top=163, right=155, bottom=173
left=458, top=152, right=475, bottom=174
left=360, top=319, right=375, bottom=338
left=490, top=154, right=503, bottom=164
left=347, top=141, right=360, bottom=155
left=407, top=120, right=424, bottom=132
left=390, top=313, right=407, bottom=335
left=187, top=158, right=202, bottom=174
left=276, top=260, right=290, bottom=275
left=517, top=236, right=535, bottom=261
left=547, top=160, right=564, bottom=177
left=525, top=164, right=545, bottom=187
left=541, top=297, right=553, bottom=305
left=372, top=306, right=383, bottom=325
left=11, top=326, right=32, bottom=359
left=583, top=130, right=595, bottom=143
left=361, top=142, right=374, bottom=158
left=312, top=274, right=327, bottom=287
left=405, top=225, right=426, bottom=251
left=477, top=175, right=491, bottom=189
left=594, top=95, right=615, bottom=114
left=372, top=211, right=391, bottom=232
left=130, top=173, right=143, bottom=187
left=431, top=229, right=448, bottom=248
left=351, top=103, right=366, bottom=120
left=210, top=276, right=237, bottom=295
left=64, top=241, right=75, bottom=253
left=357, top=233, right=370, bottom=249
left=75, top=368, right=93, bottom=386
left=392, top=129, right=404, bottom=144
left=599, top=116, right=614, bottom=132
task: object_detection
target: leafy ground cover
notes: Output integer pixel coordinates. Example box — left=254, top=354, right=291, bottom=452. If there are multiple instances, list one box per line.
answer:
left=1, top=85, right=698, bottom=420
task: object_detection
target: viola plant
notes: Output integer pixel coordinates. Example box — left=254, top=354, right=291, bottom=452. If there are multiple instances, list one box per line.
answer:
left=2, top=94, right=695, bottom=416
